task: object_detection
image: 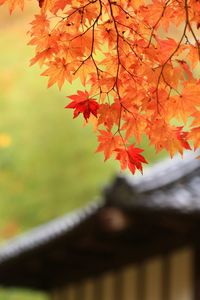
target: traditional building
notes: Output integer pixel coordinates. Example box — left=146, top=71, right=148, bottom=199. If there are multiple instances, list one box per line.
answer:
left=0, top=153, right=200, bottom=300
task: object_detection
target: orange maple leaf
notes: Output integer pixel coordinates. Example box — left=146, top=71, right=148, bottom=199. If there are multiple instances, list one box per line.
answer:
left=1, top=0, right=24, bottom=14
left=98, top=102, right=120, bottom=131
left=96, top=131, right=122, bottom=161
left=188, top=127, right=200, bottom=150
left=41, top=58, right=73, bottom=89
left=167, top=83, right=200, bottom=123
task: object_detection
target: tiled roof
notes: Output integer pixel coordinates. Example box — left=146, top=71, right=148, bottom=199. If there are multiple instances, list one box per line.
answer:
left=0, top=201, right=102, bottom=265
left=0, top=151, right=200, bottom=289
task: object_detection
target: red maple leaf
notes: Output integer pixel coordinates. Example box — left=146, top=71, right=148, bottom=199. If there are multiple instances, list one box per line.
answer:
left=176, top=127, right=191, bottom=151
left=115, top=145, right=148, bottom=175
left=65, top=90, right=99, bottom=122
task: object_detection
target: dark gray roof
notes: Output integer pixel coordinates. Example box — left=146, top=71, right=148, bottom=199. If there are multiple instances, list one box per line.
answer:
left=1, top=151, right=200, bottom=290
left=0, top=201, right=102, bottom=265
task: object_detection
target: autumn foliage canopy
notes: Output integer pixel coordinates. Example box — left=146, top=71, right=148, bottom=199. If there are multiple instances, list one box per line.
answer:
left=1, top=0, right=200, bottom=174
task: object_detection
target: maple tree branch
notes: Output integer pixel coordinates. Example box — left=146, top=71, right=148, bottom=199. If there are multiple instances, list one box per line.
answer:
left=72, top=0, right=103, bottom=94
left=49, top=1, right=98, bottom=33
left=154, top=0, right=189, bottom=113
left=115, top=20, right=147, bottom=42
left=107, top=0, right=120, bottom=91
left=107, top=0, right=126, bottom=139
left=112, top=2, right=134, bottom=19
left=147, top=0, right=171, bottom=47
left=184, top=0, right=200, bottom=61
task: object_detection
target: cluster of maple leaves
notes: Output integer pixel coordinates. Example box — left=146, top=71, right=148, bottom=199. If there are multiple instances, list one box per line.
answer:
left=1, top=0, right=200, bottom=174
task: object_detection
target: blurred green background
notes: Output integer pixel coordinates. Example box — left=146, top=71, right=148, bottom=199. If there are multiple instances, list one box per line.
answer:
left=0, top=5, right=165, bottom=300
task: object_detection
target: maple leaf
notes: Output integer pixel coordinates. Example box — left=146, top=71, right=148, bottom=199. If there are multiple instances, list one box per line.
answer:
left=167, top=83, right=200, bottom=123
left=51, top=0, right=71, bottom=13
left=142, top=0, right=168, bottom=27
left=41, top=58, right=73, bottom=89
left=176, top=60, right=193, bottom=81
left=98, top=102, right=120, bottom=131
left=99, top=21, right=116, bottom=49
left=175, top=127, right=191, bottom=151
left=73, top=58, right=95, bottom=86
left=65, top=90, right=99, bottom=122
left=156, top=38, right=177, bottom=64
left=30, top=48, right=56, bottom=67
left=148, top=119, right=191, bottom=157
left=122, top=113, right=147, bottom=143
left=96, top=130, right=122, bottom=161
left=28, top=14, right=49, bottom=36
left=39, top=0, right=55, bottom=12
left=126, top=0, right=143, bottom=10
left=191, top=110, right=200, bottom=127
left=187, top=45, right=200, bottom=69
left=1, top=0, right=24, bottom=13
left=115, top=145, right=148, bottom=175
left=189, top=127, right=200, bottom=150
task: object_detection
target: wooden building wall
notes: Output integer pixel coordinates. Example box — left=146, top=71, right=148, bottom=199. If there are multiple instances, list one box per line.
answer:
left=52, top=247, right=194, bottom=300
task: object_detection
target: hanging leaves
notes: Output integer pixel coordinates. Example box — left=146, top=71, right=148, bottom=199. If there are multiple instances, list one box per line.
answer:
left=2, top=0, right=200, bottom=174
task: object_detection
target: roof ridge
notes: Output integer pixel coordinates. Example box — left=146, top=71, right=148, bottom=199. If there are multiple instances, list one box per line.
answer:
left=125, top=151, right=200, bottom=193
